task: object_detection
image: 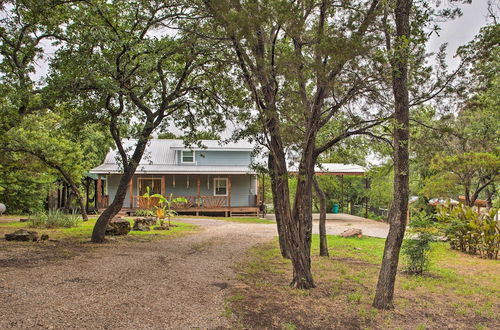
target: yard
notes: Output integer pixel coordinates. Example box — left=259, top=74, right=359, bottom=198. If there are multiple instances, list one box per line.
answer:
left=0, top=216, right=199, bottom=268
left=227, top=235, right=500, bottom=329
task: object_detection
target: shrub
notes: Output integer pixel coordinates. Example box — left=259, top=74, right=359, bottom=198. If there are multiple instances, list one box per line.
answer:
left=134, top=208, right=155, bottom=217
left=436, top=205, right=499, bottom=259
left=402, top=212, right=436, bottom=275
left=29, top=209, right=81, bottom=228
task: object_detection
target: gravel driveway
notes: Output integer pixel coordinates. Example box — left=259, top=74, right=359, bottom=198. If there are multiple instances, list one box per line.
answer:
left=0, top=216, right=388, bottom=329
left=0, top=219, right=275, bottom=329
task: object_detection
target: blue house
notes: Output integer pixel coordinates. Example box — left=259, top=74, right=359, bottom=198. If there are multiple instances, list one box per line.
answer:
left=90, top=139, right=259, bottom=217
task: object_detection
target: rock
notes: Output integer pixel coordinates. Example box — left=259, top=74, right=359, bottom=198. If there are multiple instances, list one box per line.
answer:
left=105, top=217, right=131, bottom=236
left=41, top=234, right=49, bottom=241
left=153, top=226, right=170, bottom=231
left=0, top=202, right=6, bottom=216
left=134, top=217, right=157, bottom=226
left=132, top=220, right=150, bottom=232
left=340, top=228, right=362, bottom=238
left=19, top=218, right=29, bottom=222
left=5, top=229, right=39, bottom=242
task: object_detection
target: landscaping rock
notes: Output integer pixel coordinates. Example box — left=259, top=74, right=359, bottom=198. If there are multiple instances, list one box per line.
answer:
left=132, top=220, right=150, bottom=232
left=134, top=217, right=157, bottom=226
left=153, top=226, right=170, bottom=231
left=5, top=229, right=39, bottom=242
left=340, top=228, right=362, bottom=238
left=105, top=217, right=131, bottom=236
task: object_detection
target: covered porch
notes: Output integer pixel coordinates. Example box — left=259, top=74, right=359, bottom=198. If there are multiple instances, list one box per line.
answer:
left=96, top=173, right=259, bottom=217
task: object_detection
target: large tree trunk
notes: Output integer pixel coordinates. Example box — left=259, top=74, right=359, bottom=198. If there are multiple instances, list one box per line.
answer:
left=268, top=153, right=290, bottom=259
left=91, top=134, right=151, bottom=243
left=288, top=136, right=317, bottom=289
left=313, top=176, right=329, bottom=257
left=373, top=0, right=412, bottom=310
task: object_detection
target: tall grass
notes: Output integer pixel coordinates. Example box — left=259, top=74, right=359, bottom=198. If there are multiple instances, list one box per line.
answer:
left=29, top=209, right=81, bottom=228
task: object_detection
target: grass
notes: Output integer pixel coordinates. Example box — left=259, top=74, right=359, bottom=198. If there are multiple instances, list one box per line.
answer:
left=228, top=234, right=500, bottom=329
left=177, top=215, right=275, bottom=224
left=0, top=217, right=199, bottom=242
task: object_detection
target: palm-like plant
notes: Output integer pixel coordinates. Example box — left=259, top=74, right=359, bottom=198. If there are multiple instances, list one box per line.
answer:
left=143, top=188, right=187, bottom=227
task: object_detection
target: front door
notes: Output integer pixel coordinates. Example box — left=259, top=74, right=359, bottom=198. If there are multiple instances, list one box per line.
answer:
left=138, top=177, right=162, bottom=196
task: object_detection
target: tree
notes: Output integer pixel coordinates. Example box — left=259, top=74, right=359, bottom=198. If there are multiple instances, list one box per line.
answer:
left=203, top=0, right=387, bottom=289
left=2, top=111, right=109, bottom=221
left=425, top=152, right=500, bottom=207
left=50, top=0, right=224, bottom=242
left=373, top=0, right=412, bottom=310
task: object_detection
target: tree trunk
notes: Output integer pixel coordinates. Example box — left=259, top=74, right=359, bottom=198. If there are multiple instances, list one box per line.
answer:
left=268, top=153, right=290, bottom=259
left=91, top=133, right=152, bottom=243
left=288, top=137, right=317, bottom=289
left=373, top=0, right=412, bottom=310
left=313, top=176, right=329, bottom=257
left=71, top=184, right=88, bottom=222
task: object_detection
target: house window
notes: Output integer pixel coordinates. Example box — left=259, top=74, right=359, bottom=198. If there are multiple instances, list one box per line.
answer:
left=181, top=150, right=195, bottom=163
left=214, top=178, right=228, bottom=196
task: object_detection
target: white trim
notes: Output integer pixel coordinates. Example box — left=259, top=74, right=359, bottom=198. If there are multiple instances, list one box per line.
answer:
left=181, top=150, right=195, bottom=163
left=213, top=177, right=228, bottom=196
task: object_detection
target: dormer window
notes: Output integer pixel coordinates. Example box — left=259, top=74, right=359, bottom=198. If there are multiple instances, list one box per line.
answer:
left=181, top=150, right=195, bottom=163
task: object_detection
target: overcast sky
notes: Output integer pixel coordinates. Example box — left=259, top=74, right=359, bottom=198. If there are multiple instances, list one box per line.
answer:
left=428, top=1, right=494, bottom=68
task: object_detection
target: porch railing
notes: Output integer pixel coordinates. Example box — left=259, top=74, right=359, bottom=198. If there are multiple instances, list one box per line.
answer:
left=131, top=195, right=228, bottom=209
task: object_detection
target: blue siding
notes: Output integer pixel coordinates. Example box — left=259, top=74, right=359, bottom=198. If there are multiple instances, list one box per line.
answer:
left=177, top=150, right=251, bottom=165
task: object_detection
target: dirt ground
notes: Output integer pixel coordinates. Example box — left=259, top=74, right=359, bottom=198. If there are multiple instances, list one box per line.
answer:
left=0, top=218, right=275, bottom=329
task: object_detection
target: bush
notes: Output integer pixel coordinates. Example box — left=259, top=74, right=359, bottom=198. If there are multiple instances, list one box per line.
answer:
left=29, top=209, right=81, bottom=228
left=134, top=208, right=155, bottom=217
left=402, top=213, right=436, bottom=275
left=436, top=205, right=499, bottom=259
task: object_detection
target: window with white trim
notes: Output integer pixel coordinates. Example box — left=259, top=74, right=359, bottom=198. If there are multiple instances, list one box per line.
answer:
left=214, top=178, right=228, bottom=196
left=181, top=150, right=195, bottom=163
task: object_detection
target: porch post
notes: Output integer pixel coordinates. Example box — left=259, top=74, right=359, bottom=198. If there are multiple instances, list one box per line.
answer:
left=256, top=175, right=260, bottom=207
left=97, top=176, right=102, bottom=209
left=197, top=176, right=201, bottom=206
left=228, top=175, right=232, bottom=210
left=161, top=175, right=165, bottom=196
left=129, top=176, right=133, bottom=209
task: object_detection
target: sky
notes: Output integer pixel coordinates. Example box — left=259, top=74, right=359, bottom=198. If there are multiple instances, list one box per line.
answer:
left=427, top=0, right=494, bottom=68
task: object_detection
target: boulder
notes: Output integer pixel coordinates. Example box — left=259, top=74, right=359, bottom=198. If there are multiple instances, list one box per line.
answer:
left=132, top=220, right=150, bottom=232
left=340, top=228, right=362, bottom=238
left=5, top=229, right=39, bottom=242
left=134, top=217, right=157, bottom=226
left=105, top=217, right=131, bottom=236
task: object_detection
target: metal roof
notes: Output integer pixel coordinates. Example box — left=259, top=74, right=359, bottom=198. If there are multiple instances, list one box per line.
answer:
left=289, top=163, right=366, bottom=175
left=91, top=139, right=255, bottom=175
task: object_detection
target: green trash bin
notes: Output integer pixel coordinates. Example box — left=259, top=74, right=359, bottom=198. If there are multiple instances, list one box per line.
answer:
left=332, top=204, right=339, bottom=214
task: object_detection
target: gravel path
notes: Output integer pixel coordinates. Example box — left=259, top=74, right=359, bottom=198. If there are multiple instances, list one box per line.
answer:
left=0, top=219, right=275, bottom=330
left=0, top=216, right=388, bottom=329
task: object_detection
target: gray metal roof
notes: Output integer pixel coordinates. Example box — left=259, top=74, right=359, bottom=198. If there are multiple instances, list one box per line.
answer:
left=90, top=139, right=256, bottom=175
left=289, top=163, right=366, bottom=175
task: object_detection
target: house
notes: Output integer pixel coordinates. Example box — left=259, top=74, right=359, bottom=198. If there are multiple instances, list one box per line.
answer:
left=89, top=139, right=259, bottom=217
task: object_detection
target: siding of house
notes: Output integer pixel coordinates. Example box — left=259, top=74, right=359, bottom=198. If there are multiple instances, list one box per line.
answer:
left=177, top=150, right=251, bottom=166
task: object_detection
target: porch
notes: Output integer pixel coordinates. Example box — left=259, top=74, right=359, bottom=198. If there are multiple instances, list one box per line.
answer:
left=95, top=174, right=260, bottom=217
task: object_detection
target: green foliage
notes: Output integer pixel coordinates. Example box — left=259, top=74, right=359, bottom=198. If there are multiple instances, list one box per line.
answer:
left=29, top=209, right=81, bottom=229
left=134, top=209, right=155, bottom=217
left=436, top=205, right=499, bottom=259
left=402, top=213, right=436, bottom=275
